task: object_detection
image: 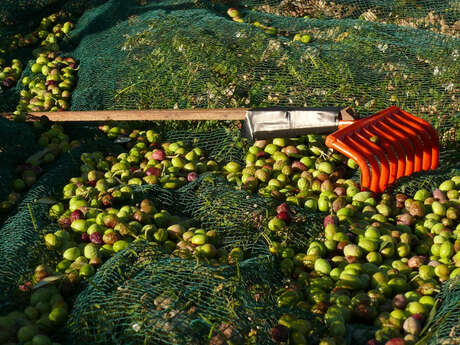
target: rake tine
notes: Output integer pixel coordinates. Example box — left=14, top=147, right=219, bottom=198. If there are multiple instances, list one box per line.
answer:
left=345, top=135, right=381, bottom=193
left=355, top=131, right=390, bottom=193
left=392, top=112, right=433, bottom=171
left=378, top=121, right=415, bottom=177
left=327, top=137, right=372, bottom=191
left=385, top=116, right=424, bottom=172
left=368, top=124, right=403, bottom=184
left=397, top=108, right=439, bottom=169
left=362, top=127, right=398, bottom=186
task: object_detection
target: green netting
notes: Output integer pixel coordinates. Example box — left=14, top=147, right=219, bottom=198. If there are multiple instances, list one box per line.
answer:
left=65, top=240, right=317, bottom=345
left=128, top=127, right=322, bottom=255
left=419, top=277, right=460, bottom=345
left=0, top=118, right=37, bottom=198
left=166, top=128, right=245, bottom=164
left=388, top=166, right=460, bottom=196
left=2, top=0, right=458, bottom=29
left=250, top=0, right=458, bottom=33
left=0, top=139, right=121, bottom=309
left=1, top=0, right=458, bottom=141
left=173, top=173, right=325, bottom=252
left=1, top=0, right=458, bottom=125
left=60, top=0, right=458, bottom=135
left=0, top=127, right=245, bottom=307
left=0, top=125, right=328, bottom=343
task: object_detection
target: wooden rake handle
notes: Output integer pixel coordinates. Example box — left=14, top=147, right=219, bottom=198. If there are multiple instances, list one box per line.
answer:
left=1, top=108, right=248, bottom=122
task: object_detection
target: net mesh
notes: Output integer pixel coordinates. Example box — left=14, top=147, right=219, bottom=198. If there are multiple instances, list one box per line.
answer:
left=177, top=174, right=274, bottom=251
left=1, top=0, right=457, bottom=134
left=0, top=117, right=37, bottom=198
left=388, top=166, right=460, bottom=196
left=165, top=128, right=245, bottom=164
left=0, top=127, right=245, bottom=307
left=0, top=139, right=121, bottom=309
left=176, top=173, right=325, bottom=252
left=421, top=277, right=460, bottom=345
left=133, top=127, right=325, bottom=255
left=252, top=0, right=458, bottom=31
left=0, top=124, right=328, bottom=342
left=67, top=0, right=459, bottom=132
left=65, top=241, right=298, bottom=345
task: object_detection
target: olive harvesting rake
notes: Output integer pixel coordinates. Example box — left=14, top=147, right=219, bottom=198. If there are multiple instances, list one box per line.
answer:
left=243, top=105, right=439, bottom=193
left=1, top=105, right=439, bottom=193
left=325, top=106, right=439, bottom=193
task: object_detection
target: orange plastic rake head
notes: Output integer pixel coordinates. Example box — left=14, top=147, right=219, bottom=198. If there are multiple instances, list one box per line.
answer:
left=325, top=106, right=439, bottom=193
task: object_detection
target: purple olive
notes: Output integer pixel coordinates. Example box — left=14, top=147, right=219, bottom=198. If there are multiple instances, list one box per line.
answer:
left=2, top=78, right=14, bottom=88
left=81, top=233, right=90, bottom=242
left=187, top=172, right=198, bottom=182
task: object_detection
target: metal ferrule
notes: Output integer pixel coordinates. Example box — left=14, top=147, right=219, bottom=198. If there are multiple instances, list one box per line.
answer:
left=243, top=107, right=341, bottom=140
